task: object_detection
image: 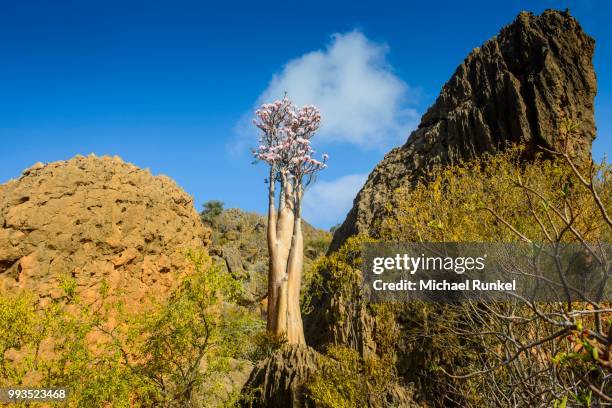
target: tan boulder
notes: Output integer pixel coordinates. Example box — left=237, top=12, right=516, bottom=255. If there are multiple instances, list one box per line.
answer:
left=0, top=155, right=210, bottom=311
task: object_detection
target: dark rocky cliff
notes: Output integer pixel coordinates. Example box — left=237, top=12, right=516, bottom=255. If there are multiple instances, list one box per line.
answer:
left=329, top=9, right=597, bottom=252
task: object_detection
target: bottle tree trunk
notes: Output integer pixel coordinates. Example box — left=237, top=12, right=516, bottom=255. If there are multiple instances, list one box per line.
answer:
left=284, top=195, right=305, bottom=344
left=265, top=175, right=305, bottom=344
left=266, top=167, right=278, bottom=331
left=276, top=182, right=305, bottom=344
left=266, top=173, right=297, bottom=338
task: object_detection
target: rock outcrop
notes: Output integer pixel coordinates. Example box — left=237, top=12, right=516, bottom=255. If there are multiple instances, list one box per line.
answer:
left=241, top=345, right=321, bottom=408
left=241, top=345, right=419, bottom=408
left=329, top=9, right=597, bottom=251
left=0, top=155, right=210, bottom=309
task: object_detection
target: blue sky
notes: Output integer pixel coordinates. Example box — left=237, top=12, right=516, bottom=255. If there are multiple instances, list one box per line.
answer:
left=1, top=0, right=610, bottom=229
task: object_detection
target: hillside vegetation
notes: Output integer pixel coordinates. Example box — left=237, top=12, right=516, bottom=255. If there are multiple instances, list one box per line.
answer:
left=305, top=146, right=611, bottom=407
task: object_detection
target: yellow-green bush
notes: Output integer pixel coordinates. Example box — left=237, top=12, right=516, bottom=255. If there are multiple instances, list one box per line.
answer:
left=0, top=250, right=263, bottom=407
left=307, top=345, right=393, bottom=408
left=380, top=147, right=609, bottom=244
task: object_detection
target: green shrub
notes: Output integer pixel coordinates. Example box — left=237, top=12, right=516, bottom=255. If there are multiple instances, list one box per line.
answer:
left=307, top=345, right=392, bottom=408
left=200, top=200, right=225, bottom=225
left=0, top=250, right=263, bottom=407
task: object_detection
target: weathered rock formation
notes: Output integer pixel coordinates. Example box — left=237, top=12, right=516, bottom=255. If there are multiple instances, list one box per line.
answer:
left=241, top=345, right=321, bottom=408
left=241, top=344, right=418, bottom=407
left=0, top=155, right=210, bottom=309
left=329, top=9, right=597, bottom=251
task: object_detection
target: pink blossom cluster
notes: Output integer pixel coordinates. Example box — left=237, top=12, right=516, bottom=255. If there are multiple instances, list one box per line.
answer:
left=253, top=96, right=327, bottom=177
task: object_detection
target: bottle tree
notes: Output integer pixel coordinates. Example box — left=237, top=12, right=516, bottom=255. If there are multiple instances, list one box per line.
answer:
left=253, top=96, right=327, bottom=344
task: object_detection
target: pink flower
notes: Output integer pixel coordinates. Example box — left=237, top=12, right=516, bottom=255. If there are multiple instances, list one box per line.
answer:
left=253, top=96, right=326, bottom=176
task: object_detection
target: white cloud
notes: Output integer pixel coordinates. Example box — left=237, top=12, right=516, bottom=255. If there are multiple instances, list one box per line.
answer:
left=302, top=173, right=368, bottom=228
left=256, top=31, right=419, bottom=149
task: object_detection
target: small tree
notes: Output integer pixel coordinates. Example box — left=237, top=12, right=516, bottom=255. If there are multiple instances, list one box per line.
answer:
left=253, top=96, right=327, bottom=344
left=200, top=200, right=224, bottom=225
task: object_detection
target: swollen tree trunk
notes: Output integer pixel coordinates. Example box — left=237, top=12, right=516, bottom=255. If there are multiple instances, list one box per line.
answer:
left=283, top=184, right=306, bottom=344
left=267, top=172, right=294, bottom=334
left=285, top=217, right=305, bottom=344
left=266, top=167, right=278, bottom=331
left=265, top=174, right=305, bottom=344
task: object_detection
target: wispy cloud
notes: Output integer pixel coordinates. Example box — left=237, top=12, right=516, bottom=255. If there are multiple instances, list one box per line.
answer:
left=258, top=31, right=418, bottom=148
left=302, top=173, right=368, bottom=228
left=231, top=30, right=418, bottom=154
